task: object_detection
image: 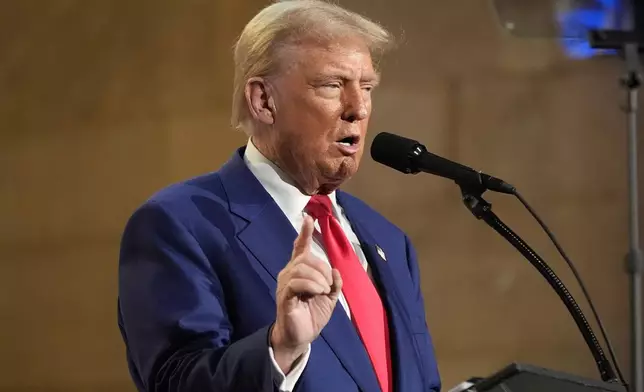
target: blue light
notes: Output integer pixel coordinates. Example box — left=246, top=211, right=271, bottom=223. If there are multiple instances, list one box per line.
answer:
left=558, top=0, right=623, bottom=59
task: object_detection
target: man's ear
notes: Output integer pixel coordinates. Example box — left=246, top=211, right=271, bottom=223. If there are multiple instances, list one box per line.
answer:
left=245, top=77, right=276, bottom=125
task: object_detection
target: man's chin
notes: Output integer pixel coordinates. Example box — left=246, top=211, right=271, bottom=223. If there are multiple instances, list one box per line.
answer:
left=327, top=159, right=359, bottom=184
left=313, top=156, right=360, bottom=192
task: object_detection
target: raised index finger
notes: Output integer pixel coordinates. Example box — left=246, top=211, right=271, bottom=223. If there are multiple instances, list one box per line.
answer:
left=291, top=215, right=315, bottom=259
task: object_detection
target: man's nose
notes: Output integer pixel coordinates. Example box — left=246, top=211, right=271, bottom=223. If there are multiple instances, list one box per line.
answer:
left=341, top=85, right=368, bottom=123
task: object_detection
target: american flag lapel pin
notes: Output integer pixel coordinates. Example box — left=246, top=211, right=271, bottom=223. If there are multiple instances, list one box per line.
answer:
left=376, top=245, right=386, bottom=261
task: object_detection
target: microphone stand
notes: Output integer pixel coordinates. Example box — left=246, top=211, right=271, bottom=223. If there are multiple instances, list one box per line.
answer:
left=590, top=28, right=644, bottom=392
left=458, top=182, right=620, bottom=384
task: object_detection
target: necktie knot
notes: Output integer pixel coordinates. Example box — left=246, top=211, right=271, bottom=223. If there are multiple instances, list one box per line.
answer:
left=306, top=194, right=333, bottom=220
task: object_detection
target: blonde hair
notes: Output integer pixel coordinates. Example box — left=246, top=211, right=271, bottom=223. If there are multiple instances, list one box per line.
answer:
left=231, top=0, right=393, bottom=133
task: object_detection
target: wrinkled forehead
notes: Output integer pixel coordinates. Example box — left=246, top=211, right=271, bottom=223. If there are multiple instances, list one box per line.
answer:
left=273, top=37, right=378, bottom=80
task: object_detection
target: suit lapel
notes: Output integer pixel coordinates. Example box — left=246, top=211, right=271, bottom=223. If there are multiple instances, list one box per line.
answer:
left=219, top=148, right=296, bottom=293
left=219, top=149, right=383, bottom=391
left=337, top=191, right=425, bottom=392
left=318, top=307, right=381, bottom=392
left=237, top=206, right=297, bottom=290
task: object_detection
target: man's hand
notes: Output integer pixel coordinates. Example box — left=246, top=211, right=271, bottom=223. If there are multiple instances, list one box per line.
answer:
left=271, top=216, right=343, bottom=374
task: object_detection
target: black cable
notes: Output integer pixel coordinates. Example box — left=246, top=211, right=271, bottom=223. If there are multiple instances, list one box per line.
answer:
left=513, top=190, right=627, bottom=385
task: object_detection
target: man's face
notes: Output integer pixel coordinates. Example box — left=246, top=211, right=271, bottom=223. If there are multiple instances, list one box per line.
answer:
left=263, top=37, right=378, bottom=194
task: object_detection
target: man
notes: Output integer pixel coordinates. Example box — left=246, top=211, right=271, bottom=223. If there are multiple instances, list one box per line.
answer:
left=118, top=1, right=441, bottom=391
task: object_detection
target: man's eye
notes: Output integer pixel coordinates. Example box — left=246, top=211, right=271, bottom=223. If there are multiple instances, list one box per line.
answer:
left=324, top=83, right=341, bottom=89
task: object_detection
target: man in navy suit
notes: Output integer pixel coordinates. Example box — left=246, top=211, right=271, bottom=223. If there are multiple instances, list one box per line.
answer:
left=118, top=1, right=441, bottom=391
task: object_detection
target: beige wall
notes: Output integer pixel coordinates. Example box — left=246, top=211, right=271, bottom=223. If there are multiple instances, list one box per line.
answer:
left=0, top=1, right=637, bottom=390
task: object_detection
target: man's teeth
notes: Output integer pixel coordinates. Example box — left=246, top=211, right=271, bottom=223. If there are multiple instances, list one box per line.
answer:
left=338, top=141, right=352, bottom=146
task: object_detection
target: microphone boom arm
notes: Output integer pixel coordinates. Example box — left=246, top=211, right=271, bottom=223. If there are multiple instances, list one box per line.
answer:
left=458, top=183, right=619, bottom=384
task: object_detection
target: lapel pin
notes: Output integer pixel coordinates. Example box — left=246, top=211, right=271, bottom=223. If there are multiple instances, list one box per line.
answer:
left=376, top=245, right=386, bottom=261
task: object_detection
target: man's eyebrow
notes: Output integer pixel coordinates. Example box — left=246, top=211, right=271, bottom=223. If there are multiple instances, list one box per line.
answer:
left=362, top=73, right=381, bottom=85
left=312, top=71, right=381, bottom=84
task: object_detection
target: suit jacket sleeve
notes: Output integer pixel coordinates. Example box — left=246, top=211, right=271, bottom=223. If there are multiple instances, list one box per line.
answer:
left=118, top=200, right=281, bottom=392
left=404, top=234, right=442, bottom=392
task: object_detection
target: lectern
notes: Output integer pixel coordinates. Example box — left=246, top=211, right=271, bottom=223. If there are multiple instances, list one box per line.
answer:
left=450, top=363, right=627, bottom=392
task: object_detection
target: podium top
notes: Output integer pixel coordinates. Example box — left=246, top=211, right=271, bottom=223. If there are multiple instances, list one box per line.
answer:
left=474, top=363, right=627, bottom=392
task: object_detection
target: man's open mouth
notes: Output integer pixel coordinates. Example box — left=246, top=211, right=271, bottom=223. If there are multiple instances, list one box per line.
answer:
left=336, top=135, right=359, bottom=146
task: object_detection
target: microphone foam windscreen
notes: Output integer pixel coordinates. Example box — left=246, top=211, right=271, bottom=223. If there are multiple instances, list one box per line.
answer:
left=370, top=132, right=420, bottom=174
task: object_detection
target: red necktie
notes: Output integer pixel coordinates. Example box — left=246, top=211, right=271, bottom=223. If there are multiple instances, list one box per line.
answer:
left=306, top=195, right=392, bottom=392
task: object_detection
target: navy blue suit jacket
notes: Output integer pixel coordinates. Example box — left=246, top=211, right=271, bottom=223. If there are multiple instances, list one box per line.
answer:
left=118, top=147, right=441, bottom=392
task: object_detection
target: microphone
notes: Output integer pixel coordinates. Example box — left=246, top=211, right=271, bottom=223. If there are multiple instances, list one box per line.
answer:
left=370, top=132, right=516, bottom=195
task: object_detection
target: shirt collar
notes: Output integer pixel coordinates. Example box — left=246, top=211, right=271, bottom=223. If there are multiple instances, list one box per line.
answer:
left=243, top=138, right=340, bottom=223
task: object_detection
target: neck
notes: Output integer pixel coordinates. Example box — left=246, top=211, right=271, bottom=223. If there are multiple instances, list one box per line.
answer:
left=250, top=136, right=322, bottom=196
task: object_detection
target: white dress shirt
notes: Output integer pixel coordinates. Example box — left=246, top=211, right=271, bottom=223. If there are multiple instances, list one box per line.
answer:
left=243, top=138, right=370, bottom=392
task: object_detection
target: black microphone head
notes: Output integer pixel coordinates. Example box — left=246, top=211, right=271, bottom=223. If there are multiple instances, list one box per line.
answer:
left=370, top=132, right=424, bottom=174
